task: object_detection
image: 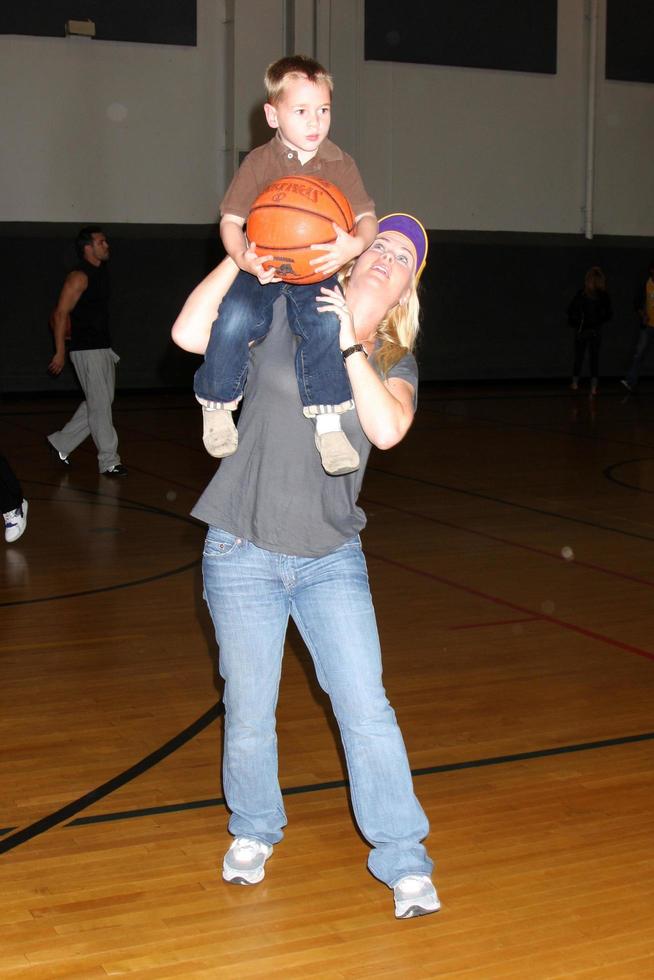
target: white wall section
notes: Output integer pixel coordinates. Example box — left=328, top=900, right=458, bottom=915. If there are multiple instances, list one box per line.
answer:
left=0, top=0, right=227, bottom=223
left=1, top=0, right=653, bottom=235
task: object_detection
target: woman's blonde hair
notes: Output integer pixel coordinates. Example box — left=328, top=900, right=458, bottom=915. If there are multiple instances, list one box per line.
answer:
left=339, top=264, right=422, bottom=378
left=584, top=266, right=606, bottom=294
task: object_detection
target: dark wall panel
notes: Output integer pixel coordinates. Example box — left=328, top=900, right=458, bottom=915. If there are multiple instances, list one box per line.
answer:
left=0, top=1, right=196, bottom=46
left=417, top=234, right=648, bottom=383
left=364, top=0, right=557, bottom=74
left=606, top=0, right=654, bottom=84
left=1, top=224, right=650, bottom=393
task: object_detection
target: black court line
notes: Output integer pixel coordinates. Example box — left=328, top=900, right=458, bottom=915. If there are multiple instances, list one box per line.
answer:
left=0, top=701, right=224, bottom=855
left=367, top=467, right=654, bottom=544
left=0, top=558, right=200, bottom=608
left=63, top=730, right=654, bottom=829
left=22, top=479, right=201, bottom=527
left=0, top=482, right=204, bottom=608
left=604, top=458, right=654, bottom=495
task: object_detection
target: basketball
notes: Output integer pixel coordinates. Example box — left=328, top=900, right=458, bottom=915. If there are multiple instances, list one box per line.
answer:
left=246, top=176, right=355, bottom=285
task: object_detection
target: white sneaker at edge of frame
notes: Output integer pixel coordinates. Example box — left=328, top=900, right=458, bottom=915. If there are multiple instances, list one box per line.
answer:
left=393, top=874, right=441, bottom=919
left=222, top=836, right=273, bottom=885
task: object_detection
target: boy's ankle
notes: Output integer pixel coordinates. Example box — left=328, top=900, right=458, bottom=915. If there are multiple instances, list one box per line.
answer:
left=315, top=413, right=342, bottom=435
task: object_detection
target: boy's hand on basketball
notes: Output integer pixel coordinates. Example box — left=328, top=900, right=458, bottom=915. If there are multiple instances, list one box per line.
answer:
left=310, top=224, right=360, bottom=276
left=239, top=243, right=281, bottom=284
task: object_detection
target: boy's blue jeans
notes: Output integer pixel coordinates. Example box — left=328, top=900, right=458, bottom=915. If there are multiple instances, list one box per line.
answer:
left=202, top=527, right=434, bottom=887
left=194, top=271, right=353, bottom=414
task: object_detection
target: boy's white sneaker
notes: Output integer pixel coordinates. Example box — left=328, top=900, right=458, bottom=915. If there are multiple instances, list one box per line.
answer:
left=3, top=499, right=28, bottom=543
left=222, top=837, right=273, bottom=885
left=314, top=430, right=359, bottom=476
left=393, top=874, right=440, bottom=919
left=202, top=407, right=238, bottom=458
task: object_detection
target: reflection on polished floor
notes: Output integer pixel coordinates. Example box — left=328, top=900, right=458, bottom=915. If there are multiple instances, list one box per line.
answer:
left=1, top=385, right=654, bottom=978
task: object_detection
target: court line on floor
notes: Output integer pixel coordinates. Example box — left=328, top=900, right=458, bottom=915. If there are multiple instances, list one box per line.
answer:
left=366, top=469, right=654, bottom=544
left=1, top=729, right=647, bottom=833
left=365, top=548, right=654, bottom=663
left=362, top=492, right=654, bottom=589
left=2, top=688, right=651, bottom=849
left=449, top=616, right=541, bottom=631
left=0, top=701, right=223, bottom=855
left=0, top=483, right=203, bottom=608
left=604, top=458, right=654, bottom=495
left=0, top=558, right=200, bottom=609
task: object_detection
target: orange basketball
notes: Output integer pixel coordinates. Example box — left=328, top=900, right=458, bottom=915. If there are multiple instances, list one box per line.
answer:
left=246, top=176, right=355, bottom=285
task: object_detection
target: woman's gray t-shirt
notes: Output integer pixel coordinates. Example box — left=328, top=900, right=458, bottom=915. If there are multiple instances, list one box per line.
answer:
left=191, top=297, right=418, bottom=557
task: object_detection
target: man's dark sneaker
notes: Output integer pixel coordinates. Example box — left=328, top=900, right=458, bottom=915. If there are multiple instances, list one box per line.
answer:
left=102, top=464, right=128, bottom=477
left=45, top=437, right=70, bottom=466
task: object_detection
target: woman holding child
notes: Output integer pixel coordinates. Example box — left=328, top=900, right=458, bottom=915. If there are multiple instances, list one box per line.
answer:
left=172, top=213, right=439, bottom=919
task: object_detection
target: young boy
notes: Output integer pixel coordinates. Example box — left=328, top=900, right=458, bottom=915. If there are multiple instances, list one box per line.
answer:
left=193, top=55, right=377, bottom=475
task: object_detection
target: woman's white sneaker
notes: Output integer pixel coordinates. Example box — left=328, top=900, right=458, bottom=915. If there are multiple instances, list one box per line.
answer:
left=222, top=837, right=273, bottom=885
left=393, top=874, right=440, bottom=919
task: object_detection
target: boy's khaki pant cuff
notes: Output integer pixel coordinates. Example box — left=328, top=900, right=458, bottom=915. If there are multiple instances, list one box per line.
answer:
left=196, top=395, right=241, bottom=411
left=302, top=399, right=354, bottom=419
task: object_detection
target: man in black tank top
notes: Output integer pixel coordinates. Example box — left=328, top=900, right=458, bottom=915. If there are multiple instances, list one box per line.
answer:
left=46, top=227, right=126, bottom=476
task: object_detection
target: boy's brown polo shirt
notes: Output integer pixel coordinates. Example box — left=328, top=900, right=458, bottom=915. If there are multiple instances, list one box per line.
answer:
left=220, top=136, right=375, bottom=221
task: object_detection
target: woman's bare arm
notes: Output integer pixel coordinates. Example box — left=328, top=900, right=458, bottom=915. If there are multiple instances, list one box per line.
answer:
left=317, top=286, right=415, bottom=449
left=171, top=257, right=240, bottom=354
left=345, top=356, right=415, bottom=449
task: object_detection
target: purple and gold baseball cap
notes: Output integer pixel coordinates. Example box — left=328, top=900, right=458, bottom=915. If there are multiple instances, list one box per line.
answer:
left=378, top=213, right=428, bottom=282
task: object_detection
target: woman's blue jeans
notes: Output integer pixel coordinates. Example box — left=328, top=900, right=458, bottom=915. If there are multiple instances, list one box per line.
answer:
left=193, top=271, right=353, bottom=413
left=202, top=527, right=433, bottom=887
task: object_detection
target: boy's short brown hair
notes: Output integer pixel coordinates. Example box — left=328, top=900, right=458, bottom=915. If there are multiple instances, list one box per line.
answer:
left=265, top=55, right=334, bottom=104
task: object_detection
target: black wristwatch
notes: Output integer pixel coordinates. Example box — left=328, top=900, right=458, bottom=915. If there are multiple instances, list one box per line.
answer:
left=342, top=344, right=368, bottom=361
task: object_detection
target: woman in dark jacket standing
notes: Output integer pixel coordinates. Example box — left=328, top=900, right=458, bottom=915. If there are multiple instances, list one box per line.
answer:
left=568, top=266, right=612, bottom=396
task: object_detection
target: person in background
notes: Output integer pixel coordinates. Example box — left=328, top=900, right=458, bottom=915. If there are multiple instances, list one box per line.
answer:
left=46, top=226, right=127, bottom=476
left=567, top=266, right=612, bottom=396
left=621, top=258, right=654, bottom=392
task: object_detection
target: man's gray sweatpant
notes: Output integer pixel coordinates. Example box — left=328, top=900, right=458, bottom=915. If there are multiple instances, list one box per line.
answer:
left=48, top=348, right=121, bottom=473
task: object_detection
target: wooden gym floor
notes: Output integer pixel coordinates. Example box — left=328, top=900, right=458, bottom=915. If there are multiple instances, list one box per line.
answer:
left=1, top=383, right=653, bottom=979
